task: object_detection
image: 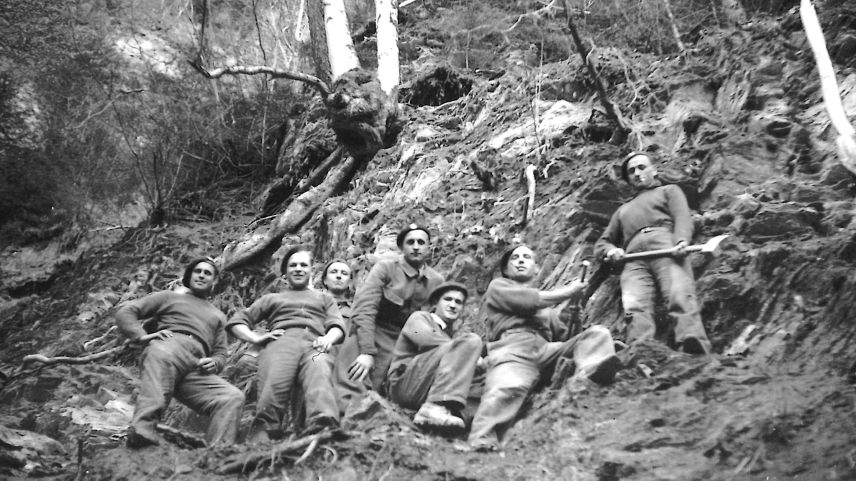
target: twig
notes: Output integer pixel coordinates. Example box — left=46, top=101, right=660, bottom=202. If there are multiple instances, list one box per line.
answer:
left=188, top=60, right=331, bottom=98
left=522, top=164, right=537, bottom=225
left=562, top=0, right=631, bottom=143
left=82, top=326, right=118, bottom=351
left=294, top=437, right=319, bottom=465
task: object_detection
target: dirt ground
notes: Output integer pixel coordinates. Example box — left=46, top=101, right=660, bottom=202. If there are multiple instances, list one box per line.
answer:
left=3, top=1, right=856, bottom=480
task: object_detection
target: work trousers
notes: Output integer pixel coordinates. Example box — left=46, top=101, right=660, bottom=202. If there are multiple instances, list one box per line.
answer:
left=388, top=333, right=483, bottom=411
left=621, top=228, right=711, bottom=352
left=333, top=322, right=399, bottom=414
left=468, top=326, right=615, bottom=446
left=254, top=328, right=338, bottom=433
left=133, top=334, right=244, bottom=445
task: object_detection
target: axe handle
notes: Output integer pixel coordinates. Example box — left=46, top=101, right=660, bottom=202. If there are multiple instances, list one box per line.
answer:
left=620, top=244, right=702, bottom=261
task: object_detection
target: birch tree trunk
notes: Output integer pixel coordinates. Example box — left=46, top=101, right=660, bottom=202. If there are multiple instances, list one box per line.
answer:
left=376, top=0, right=400, bottom=95
left=324, top=0, right=360, bottom=80
left=306, top=0, right=333, bottom=85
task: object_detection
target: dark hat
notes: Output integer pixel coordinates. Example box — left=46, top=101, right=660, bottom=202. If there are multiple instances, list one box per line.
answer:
left=396, top=223, right=431, bottom=248
left=498, top=244, right=534, bottom=278
left=620, top=151, right=654, bottom=183
left=320, top=258, right=352, bottom=289
left=280, top=245, right=313, bottom=276
left=182, top=256, right=219, bottom=288
left=428, top=281, right=469, bottom=305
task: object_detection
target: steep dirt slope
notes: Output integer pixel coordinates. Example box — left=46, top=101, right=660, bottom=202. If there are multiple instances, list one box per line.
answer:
left=3, top=1, right=856, bottom=480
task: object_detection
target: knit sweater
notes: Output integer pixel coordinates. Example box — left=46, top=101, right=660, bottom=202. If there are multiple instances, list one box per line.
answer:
left=226, top=288, right=345, bottom=338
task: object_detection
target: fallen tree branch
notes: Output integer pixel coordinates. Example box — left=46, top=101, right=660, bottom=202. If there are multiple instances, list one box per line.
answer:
left=217, top=430, right=339, bottom=474
left=82, top=326, right=117, bottom=351
left=562, top=0, right=631, bottom=143
left=800, top=0, right=856, bottom=173
left=22, top=342, right=130, bottom=367
left=294, top=437, right=319, bottom=465
left=188, top=59, right=331, bottom=97
left=221, top=155, right=362, bottom=271
left=156, top=423, right=207, bottom=448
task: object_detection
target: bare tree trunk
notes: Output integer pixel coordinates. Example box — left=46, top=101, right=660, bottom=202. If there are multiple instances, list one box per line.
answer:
left=376, top=0, right=400, bottom=94
left=324, top=0, right=360, bottom=80
left=306, top=0, right=333, bottom=85
left=221, top=154, right=361, bottom=271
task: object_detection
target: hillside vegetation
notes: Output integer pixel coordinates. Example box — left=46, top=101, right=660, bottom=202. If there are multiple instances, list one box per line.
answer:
left=2, top=0, right=856, bottom=480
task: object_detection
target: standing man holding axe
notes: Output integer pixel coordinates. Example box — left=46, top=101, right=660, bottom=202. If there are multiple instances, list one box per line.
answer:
left=596, top=152, right=713, bottom=355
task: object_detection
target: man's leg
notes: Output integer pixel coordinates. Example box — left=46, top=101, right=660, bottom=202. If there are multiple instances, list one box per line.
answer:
left=425, top=333, right=483, bottom=408
left=388, top=344, right=450, bottom=410
left=297, top=340, right=339, bottom=431
left=332, top=333, right=367, bottom=415
left=620, top=260, right=658, bottom=343
left=253, top=335, right=300, bottom=439
left=369, top=324, right=401, bottom=397
left=652, top=257, right=712, bottom=354
left=175, top=372, right=245, bottom=446
left=538, top=326, right=619, bottom=385
left=468, top=334, right=541, bottom=449
left=129, top=338, right=191, bottom=446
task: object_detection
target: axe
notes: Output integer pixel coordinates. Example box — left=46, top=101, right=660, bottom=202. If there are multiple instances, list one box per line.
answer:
left=619, top=234, right=730, bottom=262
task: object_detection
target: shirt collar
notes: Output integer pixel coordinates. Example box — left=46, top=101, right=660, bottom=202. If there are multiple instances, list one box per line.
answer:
left=429, top=312, right=448, bottom=331
left=399, top=257, right=424, bottom=279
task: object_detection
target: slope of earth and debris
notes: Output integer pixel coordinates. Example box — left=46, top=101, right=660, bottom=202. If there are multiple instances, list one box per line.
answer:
left=2, top=1, right=856, bottom=480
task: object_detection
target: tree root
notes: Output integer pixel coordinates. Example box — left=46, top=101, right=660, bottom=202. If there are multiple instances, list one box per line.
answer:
left=217, top=429, right=342, bottom=474
left=21, top=342, right=130, bottom=367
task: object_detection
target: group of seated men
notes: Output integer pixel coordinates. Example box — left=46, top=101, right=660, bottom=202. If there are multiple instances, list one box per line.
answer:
left=114, top=152, right=712, bottom=451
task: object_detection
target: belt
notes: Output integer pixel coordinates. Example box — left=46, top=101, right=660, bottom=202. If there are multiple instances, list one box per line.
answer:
left=625, top=224, right=673, bottom=248
left=173, top=331, right=210, bottom=356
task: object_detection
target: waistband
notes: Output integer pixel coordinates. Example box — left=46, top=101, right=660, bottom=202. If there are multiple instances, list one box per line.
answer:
left=269, top=324, right=320, bottom=336
left=625, top=223, right=673, bottom=248
left=172, top=331, right=209, bottom=356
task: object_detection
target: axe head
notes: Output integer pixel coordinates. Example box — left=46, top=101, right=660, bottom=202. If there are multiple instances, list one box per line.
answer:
left=699, top=234, right=730, bottom=256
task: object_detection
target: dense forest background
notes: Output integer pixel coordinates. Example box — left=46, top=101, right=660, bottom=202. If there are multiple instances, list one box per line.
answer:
left=2, top=0, right=856, bottom=479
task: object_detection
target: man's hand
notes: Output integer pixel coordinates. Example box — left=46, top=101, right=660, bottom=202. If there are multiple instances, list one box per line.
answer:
left=312, top=333, right=336, bottom=353
left=348, top=354, right=374, bottom=382
left=673, top=240, right=688, bottom=258
left=253, top=328, right=285, bottom=346
left=568, top=279, right=588, bottom=295
left=605, top=247, right=626, bottom=263
left=137, top=329, right=174, bottom=344
left=197, top=357, right=218, bottom=374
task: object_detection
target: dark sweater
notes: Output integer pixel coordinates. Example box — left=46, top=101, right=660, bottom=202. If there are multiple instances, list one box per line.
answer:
left=115, top=290, right=228, bottom=368
left=226, top=288, right=345, bottom=338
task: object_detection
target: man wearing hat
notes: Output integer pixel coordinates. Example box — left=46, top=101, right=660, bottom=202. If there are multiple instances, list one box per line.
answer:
left=468, top=245, right=620, bottom=451
left=115, top=257, right=245, bottom=448
left=387, top=282, right=483, bottom=429
left=333, top=224, right=444, bottom=413
left=596, top=152, right=712, bottom=355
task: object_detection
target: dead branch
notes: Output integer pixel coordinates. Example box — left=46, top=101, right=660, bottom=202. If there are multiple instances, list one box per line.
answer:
left=188, top=60, right=331, bottom=98
left=562, top=0, right=631, bottom=143
left=22, top=342, right=129, bottom=367
left=221, top=155, right=361, bottom=271
left=156, top=423, right=207, bottom=448
left=217, top=430, right=338, bottom=474
left=504, top=0, right=561, bottom=33
left=522, top=164, right=537, bottom=225
left=294, top=437, right=319, bottom=465
left=82, top=326, right=118, bottom=351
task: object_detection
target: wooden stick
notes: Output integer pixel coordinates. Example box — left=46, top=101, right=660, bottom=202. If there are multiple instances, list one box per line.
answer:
left=82, top=326, right=117, bottom=351
left=188, top=60, right=331, bottom=97
left=800, top=0, right=856, bottom=173
left=22, top=342, right=129, bottom=367
left=217, top=430, right=338, bottom=474
left=523, top=164, right=537, bottom=224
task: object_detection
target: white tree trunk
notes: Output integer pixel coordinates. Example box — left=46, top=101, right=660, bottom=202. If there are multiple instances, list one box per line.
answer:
left=375, top=0, right=400, bottom=94
left=323, top=0, right=360, bottom=80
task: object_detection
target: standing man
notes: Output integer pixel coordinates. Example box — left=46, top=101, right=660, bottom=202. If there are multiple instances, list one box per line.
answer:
left=333, top=224, right=444, bottom=413
left=596, top=152, right=712, bottom=355
left=468, top=245, right=620, bottom=452
left=388, top=282, right=483, bottom=430
left=227, top=246, right=345, bottom=442
left=115, top=257, right=245, bottom=448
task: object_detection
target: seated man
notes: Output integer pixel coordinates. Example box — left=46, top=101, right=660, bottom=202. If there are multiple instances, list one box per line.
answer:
left=227, top=246, right=345, bottom=441
left=333, top=224, right=444, bottom=413
left=468, top=245, right=620, bottom=451
left=115, top=257, right=245, bottom=448
left=388, top=282, right=483, bottom=430
left=596, top=152, right=712, bottom=355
